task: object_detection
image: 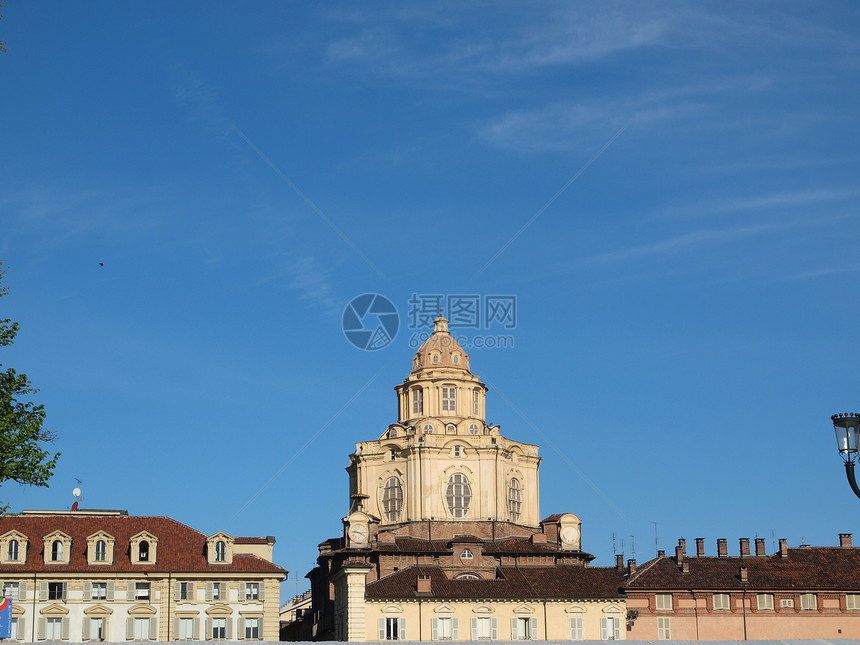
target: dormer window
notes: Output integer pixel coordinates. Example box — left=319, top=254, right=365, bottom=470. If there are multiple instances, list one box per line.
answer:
left=139, top=541, right=149, bottom=561
left=215, top=541, right=226, bottom=562
left=95, top=540, right=106, bottom=561
left=453, top=354, right=460, bottom=365
left=8, top=539, right=18, bottom=561
left=432, top=354, right=440, bottom=364
left=129, top=531, right=158, bottom=565
left=206, top=532, right=234, bottom=565
left=51, top=540, right=63, bottom=561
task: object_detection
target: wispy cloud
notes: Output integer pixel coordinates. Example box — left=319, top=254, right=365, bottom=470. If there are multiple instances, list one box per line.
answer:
left=659, top=188, right=860, bottom=219
left=257, top=254, right=342, bottom=316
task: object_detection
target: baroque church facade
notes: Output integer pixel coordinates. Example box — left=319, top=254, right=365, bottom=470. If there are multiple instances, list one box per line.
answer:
left=304, top=317, right=627, bottom=641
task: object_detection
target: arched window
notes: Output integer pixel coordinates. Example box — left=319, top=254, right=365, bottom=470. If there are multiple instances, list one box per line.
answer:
left=455, top=573, right=479, bottom=580
left=215, top=541, right=226, bottom=562
left=445, top=473, right=471, bottom=518
left=508, top=478, right=522, bottom=522
left=51, top=540, right=63, bottom=561
left=382, top=477, right=403, bottom=522
left=460, top=548, right=473, bottom=560
left=412, top=388, right=423, bottom=415
left=8, top=539, right=19, bottom=561
left=139, top=540, right=149, bottom=562
left=95, top=540, right=106, bottom=561
left=472, top=389, right=480, bottom=416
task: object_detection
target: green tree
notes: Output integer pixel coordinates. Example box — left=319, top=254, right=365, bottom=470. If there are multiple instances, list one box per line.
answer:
left=0, top=261, right=59, bottom=514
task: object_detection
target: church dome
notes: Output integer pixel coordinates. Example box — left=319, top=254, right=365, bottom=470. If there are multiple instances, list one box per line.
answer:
left=411, top=316, right=471, bottom=374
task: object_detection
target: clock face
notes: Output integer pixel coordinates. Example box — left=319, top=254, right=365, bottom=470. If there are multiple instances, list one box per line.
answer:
left=560, top=525, right=580, bottom=544
left=348, top=524, right=368, bottom=543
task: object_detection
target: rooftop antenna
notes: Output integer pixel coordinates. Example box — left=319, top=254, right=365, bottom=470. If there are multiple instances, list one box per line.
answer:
left=631, top=535, right=636, bottom=560
left=652, top=521, right=659, bottom=555
left=71, top=481, right=83, bottom=511
left=612, top=532, right=617, bottom=557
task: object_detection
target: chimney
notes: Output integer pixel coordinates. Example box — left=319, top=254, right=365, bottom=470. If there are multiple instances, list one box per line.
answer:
left=417, top=575, right=431, bottom=593
left=627, top=558, right=637, bottom=575
left=739, top=566, right=749, bottom=583
left=779, top=539, right=788, bottom=558
left=616, top=554, right=624, bottom=571
left=657, top=549, right=665, bottom=557
left=681, top=561, right=690, bottom=574
left=717, top=538, right=728, bottom=557
left=840, top=533, right=853, bottom=548
left=739, top=538, right=750, bottom=557
left=696, top=537, right=705, bottom=557
left=755, top=538, right=766, bottom=556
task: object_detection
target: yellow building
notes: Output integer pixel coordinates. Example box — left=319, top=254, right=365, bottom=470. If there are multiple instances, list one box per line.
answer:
left=305, top=316, right=626, bottom=641
left=0, top=509, right=286, bottom=642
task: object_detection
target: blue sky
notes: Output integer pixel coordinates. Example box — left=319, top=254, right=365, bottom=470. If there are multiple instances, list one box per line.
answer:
left=2, top=1, right=860, bottom=601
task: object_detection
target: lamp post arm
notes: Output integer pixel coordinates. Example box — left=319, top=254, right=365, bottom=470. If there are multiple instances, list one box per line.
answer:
left=845, top=462, right=860, bottom=500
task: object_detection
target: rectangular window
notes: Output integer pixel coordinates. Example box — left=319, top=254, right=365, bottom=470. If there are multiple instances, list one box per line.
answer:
left=245, top=583, right=259, bottom=600
left=800, top=593, right=817, bottom=610
left=442, top=387, right=456, bottom=412
left=179, top=582, right=190, bottom=601
left=135, top=583, right=150, bottom=600
left=10, top=617, right=18, bottom=640
left=757, top=594, right=774, bottom=610
left=46, top=617, right=63, bottom=640
left=91, top=617, right=105, bottom=641
left=472, top=390, right=479, bottom=416
left=568, top=616, right=584, bottom=640
left=655, top=593, right=673, bottom=610
left=513, top=617, right=536, bottom=641
left=3, top=582, right=19, bottom=600
left=48, top=582, right=64, bottom=601
left=412, top=389, right=423, bottom=415
left=244, top=617, right=259, bottom=640
left=432, top=617, right=455, bottom=641
left=133, top=618, right=150, bottom=641
left=92, top=582, right=107, bottom=600
left=212, top=618, right=226, bottom=640
left=657, top=617, right=671, bottom=640
left=212, top=582, right=221, bottom=601
left=713, top=593, right=731, bottom=610
left=600, top=617, right=620, bottom=641
left=780, top=598, right=794, bottom=608
left=847, top=594, right=860, bottom=610
left=382, top=617, right=405, bottom=641
left=178, top=618, right=194, bottom=640
left=472, top=616, right=495, bottom=640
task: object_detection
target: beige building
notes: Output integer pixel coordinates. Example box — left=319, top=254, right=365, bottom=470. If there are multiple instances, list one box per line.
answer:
left=305, top=316, right=626, bottom=641
left=0, top=509, right=286, bottom=642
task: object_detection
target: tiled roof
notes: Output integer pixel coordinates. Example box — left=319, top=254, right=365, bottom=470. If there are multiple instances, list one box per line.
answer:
left=625, top=548, right=860, bottom=592
left=366, top=565, right=624, bottom=600
left=0, top=514, right=286, bottom=575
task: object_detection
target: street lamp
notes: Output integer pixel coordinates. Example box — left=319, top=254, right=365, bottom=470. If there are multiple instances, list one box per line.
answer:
left=831, top=413, right=860, bottom=499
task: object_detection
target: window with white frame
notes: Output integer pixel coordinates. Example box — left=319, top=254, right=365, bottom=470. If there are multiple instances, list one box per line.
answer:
left=800, top=593, right=817, bottom=610
left=89, top=617, right=106, bottom=641
left=244, top=617, right=260, bottom=639
left=454, top=446, right=461, bottom=457
left=713, top=593, right=731, bottom=610
left=655, top=593, right=673, bottom=610
left=568, top=616, right=584, bottom=640
left=379, top=617, right=405, bottom=640
left=511, top=617, right=537, bottom=641
left=600, top=616, right=620, bottom=641
left=178, top=618, right=194, bottom=640
left=780, top=598, right=794, bottom=608
left=211, top=583, right=221, bottom=601
left=138, top=541, right=149, bottom=562
left=657, top=616, right=671, bottom=640
left=46, top=617, right=63, bottom=640
left=442, top=386, right=456, bottom=412
left=211, top=618, right=226, bottom=640
left=215, top=541, right=226, bottom=562
left=177, top=582, right=192, bottom=601
left=412, top=388, right=423, bottom=415
left=471, top=616, right=496, bottom=640
left=135, top=583, right=150, bottom=600
left=10, top=617, right=18, bottom=641
left=508, top=478, right=522, bottom=522
left=51, top=540, right=63, bottom=561
left=8, top=539, right=19, bottom=561
left=133, top=617, right=151, bottom=641
left=847, top=594, right=860, bottom=610
left=3, top=581, right=19, bottom=600
left=91, top=582, right=107, bottom=600
left=245, top=583, right=259, bottom=600
left=445, top=473, right=471, bottom=518
left=460, top=548, right=473, bottom=560
left=432, top=617, right=457, bottom=641
left=382, top=477, right=403, bottom=522
left=94, top=540, right=106, bottom=562
left=757, top=594, right=774, bottom=610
